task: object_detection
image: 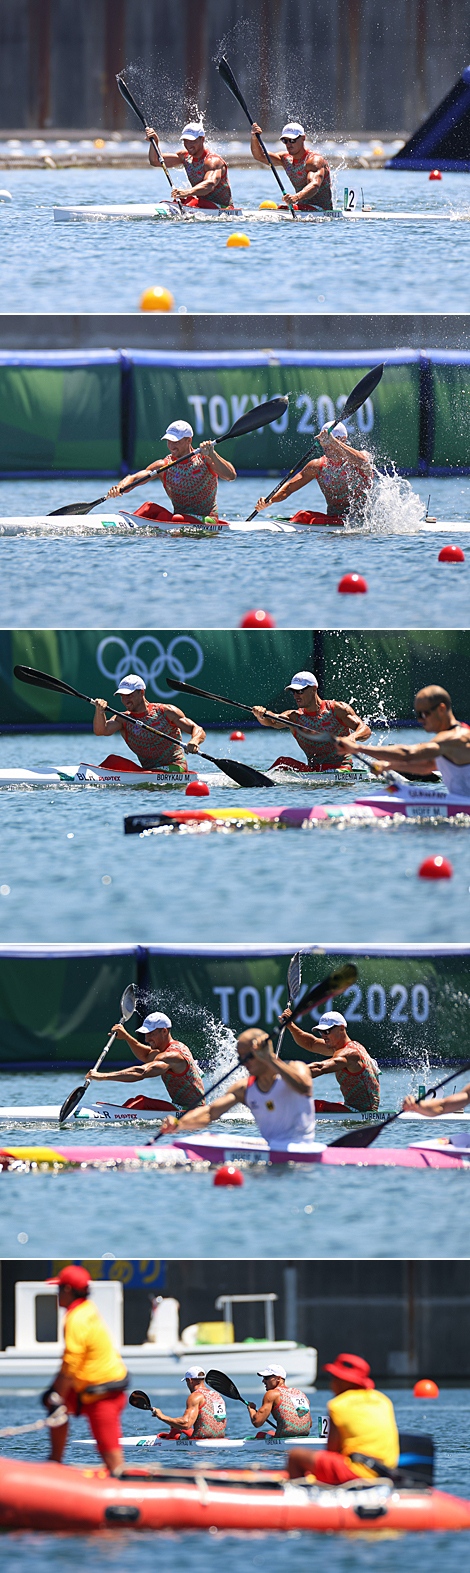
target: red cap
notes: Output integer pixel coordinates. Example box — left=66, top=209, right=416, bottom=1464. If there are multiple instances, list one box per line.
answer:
left=47, top=1265, right=91, bottom=1291
left=323, top=1352, right=375, bottom=1389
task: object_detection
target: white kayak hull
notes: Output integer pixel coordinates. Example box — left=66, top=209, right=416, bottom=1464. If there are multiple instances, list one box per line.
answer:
left=1, top=513, right=468, bottom=537
left=0, top=1100, right=434, bottom=1125
left=78, top=1431, right=328, bottom=1449
left=53, top=203, right=470, bottom=224
left=0, top=763, right=370, bottom=790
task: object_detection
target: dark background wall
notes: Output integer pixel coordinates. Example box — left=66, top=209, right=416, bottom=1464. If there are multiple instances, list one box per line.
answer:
left=1, top=1259, right=468, bottom=1378
left=1, top=1, right=470, bottom=133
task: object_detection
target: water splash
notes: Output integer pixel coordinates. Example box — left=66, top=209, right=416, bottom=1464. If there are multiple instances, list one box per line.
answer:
left=360, top=467, right=425, bottom=535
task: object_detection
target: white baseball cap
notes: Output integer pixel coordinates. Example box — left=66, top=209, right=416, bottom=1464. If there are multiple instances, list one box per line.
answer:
left=136, top=1011, right=172, bottom=1034
left=162, top=420, right=194, bottom=442
left=285, top=671, right=318, bottom=691
left=257, top=1364, right=286, bottom=1379
left=331, top=421, right=348, bottom=440
left=181, top=1366, right=205, bottom=1381
left=114, top=674, right=146, bottom=695
left=281, top=122, right=305, bottom=139
left=181, top=123, right=205, bottom=141
left=317, top=1011, right=347, bottom=1031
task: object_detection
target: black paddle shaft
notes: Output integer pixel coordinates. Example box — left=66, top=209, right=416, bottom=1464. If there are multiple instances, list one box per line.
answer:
left=13, top=666, right=274, bottom=789
left=217, top=57, right=295, bottom=213
left=328, top=1056, right=470, bottom=1149
left=167, top=677, right=339, bottom=744
left=246, top=364, right=384, bottom=519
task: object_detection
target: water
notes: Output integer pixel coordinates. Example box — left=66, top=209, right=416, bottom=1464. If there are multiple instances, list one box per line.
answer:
left=1, top=477, right=469, bottom=627
left=0, top=727, right=469, bottom=942
left=1, top=1387, right=470, bottom=1566
left=1, top=169, right=470, bottom=312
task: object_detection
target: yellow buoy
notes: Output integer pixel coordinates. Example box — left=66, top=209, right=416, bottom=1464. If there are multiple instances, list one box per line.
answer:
left=139, top=286, right=175, bottom=313
left=226, top=232, right=250, bottom=248
left=259, top=200, right=277, bottom=210
left=94, top=138, right=105, bottom=149
left=371, top=143, right=384, bottom=156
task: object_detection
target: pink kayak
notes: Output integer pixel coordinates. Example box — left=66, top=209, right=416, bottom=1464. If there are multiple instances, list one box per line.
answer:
left=0, top=1139, right=468, bottom=1170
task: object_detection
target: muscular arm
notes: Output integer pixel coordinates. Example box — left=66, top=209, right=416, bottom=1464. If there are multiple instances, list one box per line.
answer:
left=403, top=1083, right=470, bottom=1117
left=309, top=1046, right=364, bottom=1080
left=320, top=430, right=374, bottom=478
left=93, top=700, right=123, bottom=737
left=256, top=458, right=324, bottom=511
left=160, top=703, right=206, bottom=750
left=159, top=1079, right=248, bottom=1135
left=248, top=1390, right=275, bottom=1427
left=154, top=1391, right=201, bottom=1430
left=331, top=700, right=371, bottom=744
left=336, top=737, right=443, bottom=767
left=199, top=442, right=236, bottom=481
left=250, top=125, right=284, bottom=165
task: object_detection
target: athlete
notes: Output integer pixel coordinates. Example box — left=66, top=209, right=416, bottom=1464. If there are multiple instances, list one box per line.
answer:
left=255, top=422, right=374, bottom=523
left=151, top=1368, right=227, bottom=1439
left=252, top=669, right=371, bottom=774
left=288, top=1352, right=399, bottom=1484
left=92, top=672, right=205, bottom=774
left=250, top=120, right=332, bottom=211
left=145, top=121, right=234, bottom=209
left=43, top=1265, right=128, bottom=1471
left=403, top=1081, right=470, bottom=1118
left=279, top=1010, right=380, bottom=1113
left=86, top=1011, right=207, bottom=1113
left=159, top=1028, right=317, bottom=1148
left=248, top=1366, right=312, bottom=1437
left=108, top=419, right=236, bottom=526
left=337, top=684, right=470, bottom=788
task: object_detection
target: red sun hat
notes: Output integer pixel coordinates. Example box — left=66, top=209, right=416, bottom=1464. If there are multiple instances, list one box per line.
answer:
left=47, top=1265, right=91, bottom=1291
left=323, top=1352, right=375, bottom=1389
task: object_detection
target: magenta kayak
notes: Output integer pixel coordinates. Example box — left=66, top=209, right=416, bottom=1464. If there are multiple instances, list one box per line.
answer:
left=1, top=1140, right=468, bottom=1170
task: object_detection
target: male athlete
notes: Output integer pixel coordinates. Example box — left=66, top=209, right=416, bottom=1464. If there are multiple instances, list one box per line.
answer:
left=337, top=685, right=470, bottom=791
left=108, top=419, right=236, bottom=526
left=279, top=1009, right=380, bottom=1113
left=255, top=422, right=374, bottom=523
left=145, top=121, right=234, bottom=209
left=288, top=1352, right=399, bottom=1484
left=248, top=1366, right=312, bottom=1437
left=93, top=673, right=205, bottom=773
left=159, top=1028, right=317, bottom=1149
left=43, top=1265, right=128, bottom=1471
left=252, top=669, right=371, bottom=774
left=403, top=1080, right=470, bottom=1118
left=250, top=119, right=332, bottom=211
left=151, top=1368, right=227, bottom=1439
left=87, top=1010, right=207, bottom=1113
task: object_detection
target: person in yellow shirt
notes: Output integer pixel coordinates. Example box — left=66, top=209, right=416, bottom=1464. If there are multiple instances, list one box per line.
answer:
left=288, top=1351, right=399, bottom=1483
left=43, top=1265, right=128, bottom=1471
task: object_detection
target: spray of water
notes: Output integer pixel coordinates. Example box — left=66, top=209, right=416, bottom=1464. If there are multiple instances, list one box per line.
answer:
left=360, top=466, right=426, bottom=535
left=134, top=986, right=239, bottom=1089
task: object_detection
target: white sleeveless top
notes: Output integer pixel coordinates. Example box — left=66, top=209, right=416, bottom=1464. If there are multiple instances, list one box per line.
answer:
left=244, top=1074, right=316, bottom=1144
left=438, top=750, right=470, bottom=796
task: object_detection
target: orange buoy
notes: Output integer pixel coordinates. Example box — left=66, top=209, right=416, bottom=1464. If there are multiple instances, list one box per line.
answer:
left=230, top=730, right=245, bottom=741
left=213, top=1163, right=244, bottom=1187
left=185, top=781, right=210, bottom=797
left=239, top=609, right=276, bottom=627
left=429, top=169, right=442, bottom=180
left=227, top=233, right=250, bottom=247
left=438, top=544, right=465, bottom=562
left=414, top=1378, right=439, bottom=1398
left=338, top=573, right=368, bottom=594
left=94, top=138, right=105, bottom=149
left=139, top=286, right=175, bottom=312
left=418, top=856, right=453, bottom=880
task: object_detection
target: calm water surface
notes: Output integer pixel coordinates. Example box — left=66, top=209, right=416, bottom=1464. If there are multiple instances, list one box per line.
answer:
left=0, top=477, right=469, bottom=628
left=1, top=169, right=470, bottom=312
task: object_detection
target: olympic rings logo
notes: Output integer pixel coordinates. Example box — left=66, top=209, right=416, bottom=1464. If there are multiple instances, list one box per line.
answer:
left=95, top=637, right=204, bottom=698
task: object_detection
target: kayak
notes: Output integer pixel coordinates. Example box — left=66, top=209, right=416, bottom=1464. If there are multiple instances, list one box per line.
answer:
left=0, top=1099, right=446, bottom=1126
left=1, top=1138, right=469, bottom=1169
left=1, top=1455, right=469, bottom=1533
left=53, top=202, right=470, bottom=225
left=1, top=514, right=468, bottom=538
left=126, top=785, right=470, bottom=831
left=78, top=1430, right=329, bottom=1450
left=354, top=780, right=470, bottom=818
left=0, top=764, right=370, bottom=791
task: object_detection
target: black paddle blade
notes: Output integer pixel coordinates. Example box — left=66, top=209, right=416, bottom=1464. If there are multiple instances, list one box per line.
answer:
left=129, top=1389, right=153, bottom=1411
left=342, top=364, right=384, bottom=420
left=116, top=74, right=146, bottom=130
left=206, top=1369, right=243, bottom=1403
left=327, top=1119, right=390, bottom=1149
left=59, top=1084, right=87, bottom=1122
left=206, top=753, right=274, bottom=788
left=217, top=57, right=252, bottom=123
left=292, top=962, right=358, bottom=1021
left=47, top=497, right=106, bottom=517
left=224, top=397, right=288, bottom=441
left=14, top=666, right=86, bottom=702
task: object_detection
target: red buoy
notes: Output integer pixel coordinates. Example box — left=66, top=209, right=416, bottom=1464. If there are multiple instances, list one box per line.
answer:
left=213, top=1163, right=244, bottom=1187
left=429, top=169, right=442, bottom=180
left=240, top=609, right=276, bottom=627
left=230, top=730, right=245, bottom=741
left=438, top=544, right=465, bottom=563
left=418, top=855, right=453, bottom=880
left=185, top=781, right=210, bottom=797
left=414, top=1378, right=439, bottom=1398
left=338, top=573, right=368, bottom=594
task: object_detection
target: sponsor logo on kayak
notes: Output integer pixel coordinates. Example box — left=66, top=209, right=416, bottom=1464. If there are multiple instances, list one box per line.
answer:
left=96, top=635, right=204, bottom=698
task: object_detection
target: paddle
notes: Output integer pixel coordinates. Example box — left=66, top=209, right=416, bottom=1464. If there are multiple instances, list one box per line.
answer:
left=59, top=983, right=136, bottom=1122
left=217, top=56, right=296, bottom=218
left=166, top=677, right=338, bottom=745
left=246, top=364, right=384, bottom=519
left=48, top=397, right=289, bottom=517
left=116, top=74, right=183, bottom=209
left=129, top=1389, right=159, bottom=1416
left=13, top=666, right=275, bottom=789
left=206, top=1370, right=277, bottom=1429
left=327, top=1059, right=470, bottom=1149
left=275, top=952, right=302, bottom=1059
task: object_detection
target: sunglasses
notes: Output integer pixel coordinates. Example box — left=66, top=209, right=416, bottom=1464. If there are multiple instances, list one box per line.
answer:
left=415, top=702, right=441, bottom=719
left=239, top=1037, right=270, bottom=1064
